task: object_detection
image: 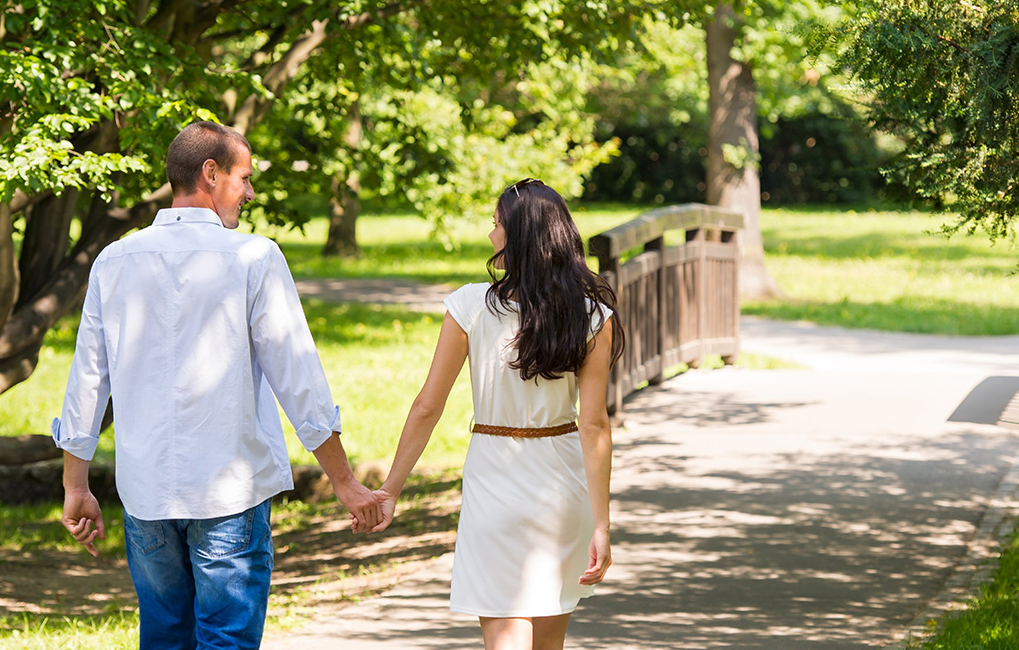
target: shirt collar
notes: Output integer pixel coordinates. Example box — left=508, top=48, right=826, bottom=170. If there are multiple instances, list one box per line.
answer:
left=152, top=207, right=224, bottom=228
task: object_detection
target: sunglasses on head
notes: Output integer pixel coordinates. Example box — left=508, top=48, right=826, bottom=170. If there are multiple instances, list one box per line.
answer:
left=505, top=178, right=545, bottom=197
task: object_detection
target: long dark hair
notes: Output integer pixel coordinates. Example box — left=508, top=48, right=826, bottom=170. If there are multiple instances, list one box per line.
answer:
left=487, top=179, right=624, bottom=381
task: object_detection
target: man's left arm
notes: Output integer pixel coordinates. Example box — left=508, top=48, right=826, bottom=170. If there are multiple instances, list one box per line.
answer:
left=248, top=245, right=380, bottom=530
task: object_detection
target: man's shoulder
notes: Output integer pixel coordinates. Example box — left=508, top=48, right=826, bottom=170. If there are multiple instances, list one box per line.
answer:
left=99, top=224, right=281, bottom=262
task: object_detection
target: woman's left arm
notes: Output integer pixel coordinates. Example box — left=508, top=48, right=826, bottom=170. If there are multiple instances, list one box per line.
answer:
left=576, top=319, right=614, bottom=585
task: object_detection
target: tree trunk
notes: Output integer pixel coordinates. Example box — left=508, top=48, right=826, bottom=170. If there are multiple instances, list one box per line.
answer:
left=706, top=2, right=781, bottom=299
left=0, top=204, right=17, bottom=331
left=17, top=188, right=78, bottom=308
left=0, top=185, right=168, bottom=395
left=324, top=177, right=361, bottom=257
left=323, top=103, right=363, bottom=258
left=0, top=434, right=62, bottom=465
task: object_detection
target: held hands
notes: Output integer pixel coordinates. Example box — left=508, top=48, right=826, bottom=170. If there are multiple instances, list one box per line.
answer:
left=579, top=526, right=611, bottom=586
left=62, top=489, right=105, bottom=558
left=334, top=478, right=383, bottom=533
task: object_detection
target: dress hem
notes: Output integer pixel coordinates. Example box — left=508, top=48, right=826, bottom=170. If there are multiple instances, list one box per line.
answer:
left=450, top=606, right=578, bottom=617
left=449, top=594, right=590, bottom=618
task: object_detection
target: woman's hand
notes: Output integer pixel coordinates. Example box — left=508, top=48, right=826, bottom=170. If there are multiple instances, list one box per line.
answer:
left=370, top=486, right=399, bottom=533
left=579, top=526, right=611, bottom=585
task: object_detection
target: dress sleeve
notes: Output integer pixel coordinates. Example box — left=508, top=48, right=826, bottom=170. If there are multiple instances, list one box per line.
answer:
left=443, top=283, right=486, bottom=333
left=588, top=301, right=613, bottom=341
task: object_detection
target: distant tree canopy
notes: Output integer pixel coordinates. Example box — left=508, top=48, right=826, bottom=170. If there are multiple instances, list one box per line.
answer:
left=818, top=0, right=1019, bottom=241
left=0, top=0, right=686, bottom=395
left=583, top=19, right=888, bottom=206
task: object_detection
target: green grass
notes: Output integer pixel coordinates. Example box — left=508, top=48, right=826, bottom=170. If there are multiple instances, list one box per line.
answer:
left=744, top=206, right=1019, bottom=335
left=246, top=204, right=637, bottom=284
left=0, top=612, right=138, bottom=650
left=0, top=503, right=126, bottom=557
left=7, top=204, right=1018, bottom=462
left=909, top=533, right=1019, bottom=650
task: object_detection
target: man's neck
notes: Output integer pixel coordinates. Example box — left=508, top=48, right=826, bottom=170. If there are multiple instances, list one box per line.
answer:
left=171, top=194, right=215, bottom=211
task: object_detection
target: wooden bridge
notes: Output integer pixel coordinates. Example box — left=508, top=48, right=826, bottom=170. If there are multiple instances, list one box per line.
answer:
left=589, top=204, right=743, bottom=413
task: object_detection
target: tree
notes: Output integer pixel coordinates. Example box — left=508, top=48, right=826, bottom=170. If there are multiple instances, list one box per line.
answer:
left=706, top=2, right=777, bottom=298
left=0, top=0, right=687, bottom=396
left=703, top=0, right=846, bottom=298
left=816, top=0, right=1019, bottom=243
left=585, top=2, right=849, bottom=298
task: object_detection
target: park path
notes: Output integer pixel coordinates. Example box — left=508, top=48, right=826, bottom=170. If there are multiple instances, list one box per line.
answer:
left=263, top=280, right=1019, bottom=649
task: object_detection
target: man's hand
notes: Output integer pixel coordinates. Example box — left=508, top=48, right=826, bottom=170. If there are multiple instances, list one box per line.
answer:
left=370, top=486, right=398, bottom=533
left=62, top=489, right=105, bottom=558
left=334, top=479, right=382, bottom=533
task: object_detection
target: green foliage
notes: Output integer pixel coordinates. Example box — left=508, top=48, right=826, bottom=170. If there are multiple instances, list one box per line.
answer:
left=819, top=0, right=1019, bottom=243
left=908, top=533, right=1019, bottom=650
left=759, top=112, right=890, bottom=204
left=0, top=1, right=227, bottom=204
left=247, top=22, right=627, bottom=241
left=583, top=9, right=889, bottom=205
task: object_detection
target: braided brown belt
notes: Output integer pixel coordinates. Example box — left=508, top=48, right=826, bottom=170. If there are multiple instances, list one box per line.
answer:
left=471, top=422, right=579, bottom=438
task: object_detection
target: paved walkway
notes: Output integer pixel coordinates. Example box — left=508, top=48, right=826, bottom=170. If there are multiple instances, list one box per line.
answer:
left=265, top=281, right=1019, bottom=649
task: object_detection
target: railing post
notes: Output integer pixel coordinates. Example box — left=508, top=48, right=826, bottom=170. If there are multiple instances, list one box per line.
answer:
left=721, top=229, right=740, bottom=365
left=687, top=225, right=707, bottom=368
left=644, top=236, right=666, bottom=385
left=596, top=252, right=623, bottom=416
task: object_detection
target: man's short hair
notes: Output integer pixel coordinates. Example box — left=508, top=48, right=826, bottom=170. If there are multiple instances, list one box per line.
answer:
left=166, top=121, right=251, bottom=195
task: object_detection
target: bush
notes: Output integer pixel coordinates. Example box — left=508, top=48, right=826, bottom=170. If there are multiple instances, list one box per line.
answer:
left=582, top=111, right=891, bottom=206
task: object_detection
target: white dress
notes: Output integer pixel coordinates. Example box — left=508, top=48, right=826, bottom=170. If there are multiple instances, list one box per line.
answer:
left=444, top=283, right=606, bottom=617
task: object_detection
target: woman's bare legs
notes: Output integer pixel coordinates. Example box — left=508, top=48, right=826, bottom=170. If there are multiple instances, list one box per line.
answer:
left=532, top=615, right=570, bottom=650
left=480, top=614, right=571, bottom=650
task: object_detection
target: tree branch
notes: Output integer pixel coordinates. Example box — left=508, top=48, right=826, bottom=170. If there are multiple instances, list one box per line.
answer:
left=8, top=189, right=47, bottom=216
left=0, top=182, right=170, bottom=375
left=230, top=0, right=424, bottom=135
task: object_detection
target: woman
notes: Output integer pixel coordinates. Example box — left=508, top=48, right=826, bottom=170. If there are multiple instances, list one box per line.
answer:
left=372, top=178, right=623, bottom=650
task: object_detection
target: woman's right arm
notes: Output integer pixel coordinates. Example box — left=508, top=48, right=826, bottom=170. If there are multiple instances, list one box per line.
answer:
left=576, top=319, right=614, bottom=585
left=372, top=312, right=468, bottom=532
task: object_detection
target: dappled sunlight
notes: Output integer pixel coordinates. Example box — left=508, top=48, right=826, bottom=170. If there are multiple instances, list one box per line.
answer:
left=558, top=367, right=1019, bottom=649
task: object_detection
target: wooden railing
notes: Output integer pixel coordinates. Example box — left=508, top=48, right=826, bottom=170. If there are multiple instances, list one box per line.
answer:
left=589, top=204, right=743, bottom=413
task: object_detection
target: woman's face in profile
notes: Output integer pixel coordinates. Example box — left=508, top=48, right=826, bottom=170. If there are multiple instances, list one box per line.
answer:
left=489, top=209, right=507, bottom=268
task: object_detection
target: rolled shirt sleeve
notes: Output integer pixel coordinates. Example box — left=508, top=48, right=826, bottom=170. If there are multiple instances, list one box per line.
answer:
left=52, top=264, right=111, bottom=461
left=248, top=243, right=341, bottom=452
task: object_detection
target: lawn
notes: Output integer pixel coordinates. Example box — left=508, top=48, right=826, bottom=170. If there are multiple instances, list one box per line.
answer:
left=745, top=206, right=1019, bottom=335
left=6, top=203, right=1017, bottom=466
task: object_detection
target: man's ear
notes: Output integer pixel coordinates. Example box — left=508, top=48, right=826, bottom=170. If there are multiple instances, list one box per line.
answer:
left=200, top=158, right=218, bottom=187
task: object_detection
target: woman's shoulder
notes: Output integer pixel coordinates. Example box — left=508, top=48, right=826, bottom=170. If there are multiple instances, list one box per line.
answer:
left=452, top=282, right=490, bottom=296
left=444, top=283, right=491, bottom=331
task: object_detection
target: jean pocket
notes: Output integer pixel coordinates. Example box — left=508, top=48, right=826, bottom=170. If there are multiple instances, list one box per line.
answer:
left=194, top=509, right=255, bottom=559
left=124, top=515, right=167, bottom=556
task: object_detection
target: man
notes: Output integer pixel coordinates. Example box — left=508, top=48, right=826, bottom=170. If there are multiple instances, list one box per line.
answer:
left=53, top=121, right=380, bottom=649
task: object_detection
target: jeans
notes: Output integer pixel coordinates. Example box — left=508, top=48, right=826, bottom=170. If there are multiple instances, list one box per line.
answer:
left=124, top=499, right=273, bottom=650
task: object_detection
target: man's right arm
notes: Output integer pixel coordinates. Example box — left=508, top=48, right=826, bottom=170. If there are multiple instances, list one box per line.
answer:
left=53, top=267, right=110, bottom=556
left=62, top=451, right=105, bottom=557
